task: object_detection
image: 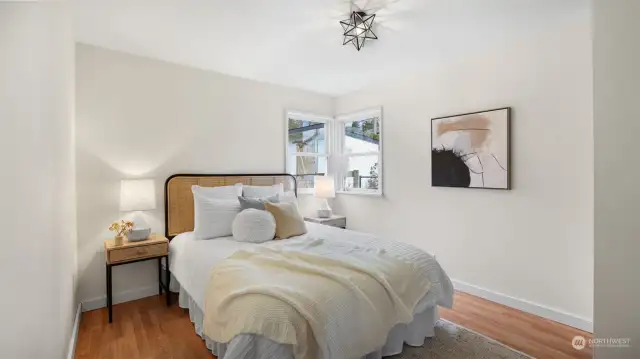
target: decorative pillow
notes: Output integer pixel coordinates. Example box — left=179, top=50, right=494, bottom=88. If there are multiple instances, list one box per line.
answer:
left=192, top=183, right=243, bottom=200
left=238, top=195, right=279, bottom=210
left=264, top=202, right=307, bottom=239
left=192, top=192, right=240, bottom=240
left=243, top=184, right=284, bottom=198
left=232, top=209, right=276, bottom=243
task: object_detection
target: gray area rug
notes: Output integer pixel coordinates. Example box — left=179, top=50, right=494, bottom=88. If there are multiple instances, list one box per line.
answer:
left=389, top=320, right=533, bottom=359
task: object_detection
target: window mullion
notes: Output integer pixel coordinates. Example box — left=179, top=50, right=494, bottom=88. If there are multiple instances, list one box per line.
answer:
left=332, top=118, right=345, bottom=191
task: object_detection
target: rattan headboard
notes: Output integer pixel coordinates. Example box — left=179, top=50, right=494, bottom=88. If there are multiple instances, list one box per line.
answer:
left=164, top=173, right=297, bottom=238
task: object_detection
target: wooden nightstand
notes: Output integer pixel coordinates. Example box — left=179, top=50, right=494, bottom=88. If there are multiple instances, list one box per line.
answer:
left=104, top=234, right=170, bottom=323
left=304, top=215, right=347, bottom=229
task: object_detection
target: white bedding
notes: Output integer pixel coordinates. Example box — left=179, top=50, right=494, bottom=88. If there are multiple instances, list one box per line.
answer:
left=169, top=222, right=454, bottom=359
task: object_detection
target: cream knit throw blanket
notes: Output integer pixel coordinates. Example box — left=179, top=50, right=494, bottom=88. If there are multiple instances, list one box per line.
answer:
left=202, top=237, right=431, bottom=359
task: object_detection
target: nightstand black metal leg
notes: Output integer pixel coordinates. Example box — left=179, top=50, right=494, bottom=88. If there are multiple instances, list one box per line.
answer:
left=165, top=255, right=171, bottom=306
left=106, top=264, right=112, bottom=323
left=157, top=257, right=162, bottom=295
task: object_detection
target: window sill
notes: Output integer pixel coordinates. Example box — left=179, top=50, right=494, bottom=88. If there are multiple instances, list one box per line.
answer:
left=336, top=190, right=383, bottom=197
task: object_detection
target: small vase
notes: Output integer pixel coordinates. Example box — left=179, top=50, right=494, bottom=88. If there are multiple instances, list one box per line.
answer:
left=114, top=235, right=124, bottom=246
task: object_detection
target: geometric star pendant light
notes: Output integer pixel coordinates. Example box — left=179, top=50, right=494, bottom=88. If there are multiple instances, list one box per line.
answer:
left=340, top=11, right=377, bottom=51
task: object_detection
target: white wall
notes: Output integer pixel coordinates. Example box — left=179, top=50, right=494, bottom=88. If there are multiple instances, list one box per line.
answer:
left=75, top=11, right=596, bottom=335
left=593, top=1, right=640, bottom=357
left=0, top=2, right=77, bottom=359
left=75, top=44, right=334, bottom=308
left=334, top=15, right=594, bottom=329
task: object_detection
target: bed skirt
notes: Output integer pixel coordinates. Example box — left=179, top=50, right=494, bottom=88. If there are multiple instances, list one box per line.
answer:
left=174, top=282, right=439, bottom=359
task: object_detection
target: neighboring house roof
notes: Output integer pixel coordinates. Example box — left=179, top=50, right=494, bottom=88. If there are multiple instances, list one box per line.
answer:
left=288, top=123, right=324, bottom=134
left=289, top=124, right=379, bottom=145
left=345, top=127, right=379, bottom=145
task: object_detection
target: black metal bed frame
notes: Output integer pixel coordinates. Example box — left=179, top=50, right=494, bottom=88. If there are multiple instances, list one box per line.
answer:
left=163, top=173, right=297, bottom=239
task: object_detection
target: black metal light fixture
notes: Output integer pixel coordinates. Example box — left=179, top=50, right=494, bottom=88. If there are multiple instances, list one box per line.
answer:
left=340, top=11, right=377, bottom=51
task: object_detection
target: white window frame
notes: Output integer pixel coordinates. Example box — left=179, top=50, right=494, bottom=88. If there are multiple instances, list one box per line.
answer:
left=284, top=108, right=383, bottom=196
left=285, top=111, right=333, bottom=194
left=334, top=107, right=383, bottom=196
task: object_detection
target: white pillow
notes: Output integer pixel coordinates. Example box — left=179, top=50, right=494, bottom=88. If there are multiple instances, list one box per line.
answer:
left=192, top=193, right=240, bottom=240
left=232, top=209, right=276, bottom=243
left=192, top=183, right=243, bottom=200
left=243, top=184, right=284, bottom=198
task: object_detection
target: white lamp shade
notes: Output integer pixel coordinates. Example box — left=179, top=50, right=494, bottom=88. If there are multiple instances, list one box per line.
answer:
left=120, top=179, right=157, bottom=211
left=314, top=176, right=335, bottom=198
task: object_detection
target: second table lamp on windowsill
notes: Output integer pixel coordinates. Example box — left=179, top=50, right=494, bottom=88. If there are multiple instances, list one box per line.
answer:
left=120, top=179, right=157, bottom=241
left=314, top=176, right=335, bottom=218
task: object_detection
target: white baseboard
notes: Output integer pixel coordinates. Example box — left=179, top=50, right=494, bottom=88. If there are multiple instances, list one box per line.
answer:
left=452, top=279, right=593, bottom=333
left=66, top=303, right=82, bottom=359
left=81, top=284, right=159, bottom=312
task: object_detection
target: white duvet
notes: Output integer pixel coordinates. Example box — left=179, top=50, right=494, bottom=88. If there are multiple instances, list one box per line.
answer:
left=204, top=237, right=432, bottom=359
left=169, top=222, right=454, bottom=357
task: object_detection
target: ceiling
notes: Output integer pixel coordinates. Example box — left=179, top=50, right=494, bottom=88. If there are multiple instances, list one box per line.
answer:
left=73, top=0, right=588, bottom=96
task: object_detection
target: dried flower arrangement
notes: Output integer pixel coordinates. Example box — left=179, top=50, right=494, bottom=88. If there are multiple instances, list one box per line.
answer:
left=109, top=220, right=134, bottom=238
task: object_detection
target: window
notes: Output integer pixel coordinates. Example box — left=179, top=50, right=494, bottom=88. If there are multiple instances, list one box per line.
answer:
left=285, top=108, right=382, bottom=195
left=285, top=112, right=330, bottom=193
left=336, top=108, right=382, bottom=195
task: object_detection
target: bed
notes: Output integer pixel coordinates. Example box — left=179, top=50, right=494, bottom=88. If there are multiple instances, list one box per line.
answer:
left=165, top=174, right=454, bottom=359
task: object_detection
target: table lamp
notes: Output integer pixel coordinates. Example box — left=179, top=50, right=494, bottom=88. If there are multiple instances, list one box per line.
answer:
left=314, top=176, right=335, bottom=218
left=120, top=179, right=156, bottom=241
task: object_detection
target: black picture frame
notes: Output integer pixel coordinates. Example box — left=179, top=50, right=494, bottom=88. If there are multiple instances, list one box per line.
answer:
left=430, top=107, right=511, bottom=190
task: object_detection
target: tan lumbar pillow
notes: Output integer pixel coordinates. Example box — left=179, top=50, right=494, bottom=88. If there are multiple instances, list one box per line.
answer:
left=264, top=201, right=307, bottom=239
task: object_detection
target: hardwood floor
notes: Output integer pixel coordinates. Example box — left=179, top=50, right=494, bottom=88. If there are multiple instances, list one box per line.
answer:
left=75, top=292, right=593, bottom=359
left=440, top=292, right=592, bottom=359
left=75, top=294, right=212, bottom=359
